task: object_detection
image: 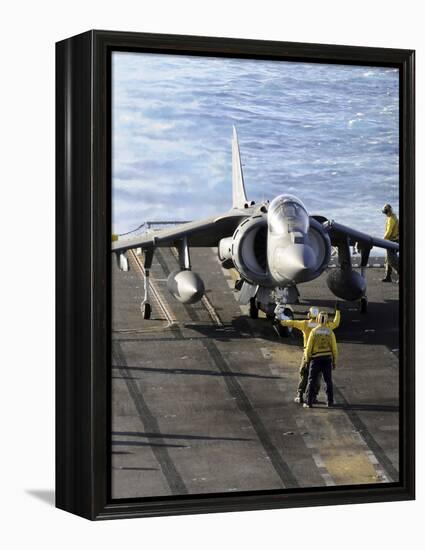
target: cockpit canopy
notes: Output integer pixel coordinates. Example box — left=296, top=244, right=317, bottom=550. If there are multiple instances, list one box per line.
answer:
left=268, top=194, right=309, bottom=235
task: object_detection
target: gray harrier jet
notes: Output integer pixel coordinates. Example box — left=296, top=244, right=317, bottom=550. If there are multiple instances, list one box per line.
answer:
left=112, top=127, right=399, bottom=334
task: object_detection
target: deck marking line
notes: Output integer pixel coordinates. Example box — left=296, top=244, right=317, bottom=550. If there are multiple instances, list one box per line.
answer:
left=295, top=417, right=337, bottom=487
left=156, top=248, right=299, bottom=489
left=112, top=340, right=188, bottom=495
left=333, top=385, right=398, bottom=482
left=170, top=247, right=223, bottom=326
left=129, top=250, right=177, bottom=324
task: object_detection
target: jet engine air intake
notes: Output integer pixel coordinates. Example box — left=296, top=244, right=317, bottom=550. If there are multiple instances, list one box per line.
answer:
left=220, top=215, right=274, bottom=287
left=307, top=218, right=332, bottom=275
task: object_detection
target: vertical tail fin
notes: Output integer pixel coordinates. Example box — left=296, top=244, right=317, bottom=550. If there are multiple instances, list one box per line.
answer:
left=232, top=126, right=248, bottom=209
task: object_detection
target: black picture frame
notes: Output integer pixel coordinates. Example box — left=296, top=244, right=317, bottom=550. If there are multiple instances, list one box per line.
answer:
left=56, top=29, right=415, bottom=520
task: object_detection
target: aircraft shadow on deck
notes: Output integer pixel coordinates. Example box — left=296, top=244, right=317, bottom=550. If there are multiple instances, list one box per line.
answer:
left=332, top=403, right=399, bottom=413
left=180, top=297, right=399, bottom=350
left=112, top=364, right=282, bottom=380
left=112, top=440, right=188, bottom=449
left=112, top=430, right=254, bottom=442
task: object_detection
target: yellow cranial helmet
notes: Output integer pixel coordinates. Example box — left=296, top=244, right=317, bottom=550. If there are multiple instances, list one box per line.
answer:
left=308, top=306, right=319, bottom=319
left=318, top=311, right=328, bottom=325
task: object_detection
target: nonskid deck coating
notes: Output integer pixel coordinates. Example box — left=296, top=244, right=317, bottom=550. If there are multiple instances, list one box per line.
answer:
left=111, top=247, right=399, bottom=498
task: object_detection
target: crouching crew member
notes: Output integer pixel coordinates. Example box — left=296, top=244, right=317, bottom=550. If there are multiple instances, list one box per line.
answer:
left=281, top=306, right=340, bottom=404
left=303, top=312, right=338, bottom=408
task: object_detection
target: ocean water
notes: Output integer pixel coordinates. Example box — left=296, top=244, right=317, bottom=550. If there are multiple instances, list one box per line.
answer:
left=112, top=52, right=399, bottom=248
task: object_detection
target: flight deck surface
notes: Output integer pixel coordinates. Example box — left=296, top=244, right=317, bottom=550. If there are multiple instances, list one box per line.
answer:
left=111, top=247, right=399, bottom=498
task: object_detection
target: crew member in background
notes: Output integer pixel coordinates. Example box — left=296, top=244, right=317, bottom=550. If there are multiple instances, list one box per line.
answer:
left=381, top=203, right=399, bottom=283
left=303, top=311, right=338, bottom=408
left=280, top=305, right=340, bottom=404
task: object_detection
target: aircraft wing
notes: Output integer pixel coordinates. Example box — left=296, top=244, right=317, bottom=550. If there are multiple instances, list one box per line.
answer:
left=324, top=220, right=399, bottom=251
left=112, top=211, right=248, bottom=253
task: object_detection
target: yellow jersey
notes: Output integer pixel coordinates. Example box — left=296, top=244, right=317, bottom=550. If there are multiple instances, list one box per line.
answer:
left=383, top=213, right=399, bottom=241
left=305, top=325, right=338, bottom=365
left=280, top=310, right=340, bottom=348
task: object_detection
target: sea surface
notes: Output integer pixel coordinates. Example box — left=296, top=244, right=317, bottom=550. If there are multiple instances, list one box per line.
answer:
left=112, top=52, right=399, bottom=249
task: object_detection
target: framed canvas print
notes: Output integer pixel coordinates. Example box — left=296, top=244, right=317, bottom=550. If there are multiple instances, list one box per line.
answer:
left=56, top=30, right=415, bottom=520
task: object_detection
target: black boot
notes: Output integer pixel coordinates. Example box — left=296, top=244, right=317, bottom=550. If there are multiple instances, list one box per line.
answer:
left=382, top=276, right=392, bottom=282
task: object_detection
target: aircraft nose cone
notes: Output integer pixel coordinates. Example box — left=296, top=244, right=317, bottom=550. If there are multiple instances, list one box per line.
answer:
left=274, top=244, right=316, bottom=282
left=287, top=247, right=313, bottom=270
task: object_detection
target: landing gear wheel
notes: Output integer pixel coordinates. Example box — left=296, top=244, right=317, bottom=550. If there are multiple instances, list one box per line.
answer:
left=360, top=296, right=368, bottom=314
left=272, top=307, right=294, bottom=338
left=249, top=298, right=259, bottom=319
left=142, top=302, right=152, bottom=319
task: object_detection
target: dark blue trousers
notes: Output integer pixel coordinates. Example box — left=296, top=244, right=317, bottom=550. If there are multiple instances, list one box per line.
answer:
left=306, top=356, right=334, bottom=406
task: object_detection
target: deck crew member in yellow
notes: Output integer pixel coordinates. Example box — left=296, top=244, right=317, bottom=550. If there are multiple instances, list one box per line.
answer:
left=303, top=312, right=338, bottom=408
left=381, top=203, right=399, bottom=282
left=280, top=306, right=340, bottom=404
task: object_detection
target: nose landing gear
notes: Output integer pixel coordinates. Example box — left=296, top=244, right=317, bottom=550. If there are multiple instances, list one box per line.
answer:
left=249, top=297, right=259, bottom=319
left=248, top=287, right=297, bottom=337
